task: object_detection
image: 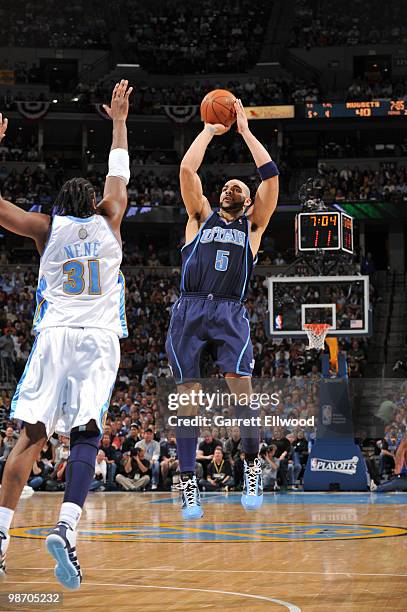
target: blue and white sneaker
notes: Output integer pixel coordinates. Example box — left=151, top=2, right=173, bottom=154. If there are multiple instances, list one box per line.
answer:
left=241, top=458, right=263, bottom=511
left=0, top=529, right=10, bottom=575
left=46, top=522, right=82, bottom=590
left=176, top=474, right=203, bottom=520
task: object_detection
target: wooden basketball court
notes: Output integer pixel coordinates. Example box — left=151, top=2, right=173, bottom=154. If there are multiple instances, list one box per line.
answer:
left=1, top=491, right=407, bottom=611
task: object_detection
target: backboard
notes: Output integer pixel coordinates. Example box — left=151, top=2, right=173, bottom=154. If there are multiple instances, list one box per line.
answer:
left=267, top=275, right=370, bottom=337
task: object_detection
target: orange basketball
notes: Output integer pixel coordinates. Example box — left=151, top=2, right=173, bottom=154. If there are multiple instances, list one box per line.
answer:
left=200, top=89, right=237, bottom=127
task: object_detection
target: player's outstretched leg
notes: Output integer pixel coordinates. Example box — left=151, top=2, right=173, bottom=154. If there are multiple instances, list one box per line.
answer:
left=225, top=376, right=263, bottom=511
left=175, top=418, right=203, bottom=520
left=175, top=420, right=203, bottom=519
left=176, top=472, right=203, bottom=520
left=0, top=422, right=47, bottom=574
left=172, top=381, right=203, bottom=520
left=46, top=423, right=99, bottom=590
left=241, top=457, right=264, bottom=511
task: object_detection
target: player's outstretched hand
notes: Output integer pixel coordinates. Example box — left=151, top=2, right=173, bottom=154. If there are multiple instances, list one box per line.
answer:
left=0, top=113, right=8, bottom=141
left=234, top=99, right=249, bottom=135
left=103, top=79, right=133, bottom=121
left=204, top=123, right=230, bottom=136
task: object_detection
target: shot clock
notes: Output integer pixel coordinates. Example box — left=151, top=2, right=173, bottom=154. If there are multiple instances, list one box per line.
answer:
left=296, top=211, right=353, bottom=254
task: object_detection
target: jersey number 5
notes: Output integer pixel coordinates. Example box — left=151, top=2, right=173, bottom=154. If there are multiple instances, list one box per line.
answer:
left=215, top=249, right=229, bottom=272
left=63, top=259, right=101, bottom=295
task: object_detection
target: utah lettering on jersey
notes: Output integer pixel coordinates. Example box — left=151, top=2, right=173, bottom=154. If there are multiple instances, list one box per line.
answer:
left=63, top=241, right=101, bottom=260
left=200, top=226, right=246, bottom=247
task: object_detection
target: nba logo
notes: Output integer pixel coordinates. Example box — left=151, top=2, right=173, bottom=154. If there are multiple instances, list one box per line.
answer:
left=322, top=405, right=332, bottom=425
left=311, top=458, right=317, bottom=470
left=275, top=314, right=283, bottom=330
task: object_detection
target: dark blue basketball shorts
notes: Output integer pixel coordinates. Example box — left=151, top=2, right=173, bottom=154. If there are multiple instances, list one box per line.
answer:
left=166, top=296, right=254, bottom=383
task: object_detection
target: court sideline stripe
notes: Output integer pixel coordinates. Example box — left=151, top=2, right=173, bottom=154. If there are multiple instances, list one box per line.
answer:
left=4, top=581, right=301, bottom=611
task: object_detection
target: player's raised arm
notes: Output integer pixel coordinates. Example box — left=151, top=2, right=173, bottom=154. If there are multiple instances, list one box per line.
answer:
left=98, top=80, right=133, bottom=227
left=0, top=114, right=50, bottom=251
left=234, top=99, right=279, bottom=231
left=180, top=123, right=229, bottom=220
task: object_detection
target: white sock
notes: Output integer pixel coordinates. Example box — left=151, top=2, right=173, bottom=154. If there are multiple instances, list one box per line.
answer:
left=58, top=502, right=82, bottom=531
left=0, top=507, right=14, bottom=535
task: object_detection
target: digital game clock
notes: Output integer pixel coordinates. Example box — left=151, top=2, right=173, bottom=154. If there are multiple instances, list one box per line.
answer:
left=296, top=211, right=353, bottom=254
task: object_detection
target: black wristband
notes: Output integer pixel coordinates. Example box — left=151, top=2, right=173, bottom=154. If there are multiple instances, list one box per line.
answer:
left=257, top=161, right=279, bottom=180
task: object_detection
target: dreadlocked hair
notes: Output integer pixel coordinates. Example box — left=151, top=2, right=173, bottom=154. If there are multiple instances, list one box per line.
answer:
left=53, top=178, right=96, bottom=218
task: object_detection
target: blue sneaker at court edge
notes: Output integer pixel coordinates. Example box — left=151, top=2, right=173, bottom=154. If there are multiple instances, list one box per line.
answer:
left=177, top=474, right=203, bottom=520
left=241, top=458, right=263, bottom=511
left=46, top=522, right=82, bottom=590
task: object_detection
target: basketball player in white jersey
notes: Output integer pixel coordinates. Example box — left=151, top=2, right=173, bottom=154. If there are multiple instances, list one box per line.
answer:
left=0, top=79, right=132, bottom=589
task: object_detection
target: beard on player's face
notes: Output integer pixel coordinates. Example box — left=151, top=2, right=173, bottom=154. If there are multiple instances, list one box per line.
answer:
left=220, top=195, right=246, bottom=212
left=219, top=188, right=247, bottom=213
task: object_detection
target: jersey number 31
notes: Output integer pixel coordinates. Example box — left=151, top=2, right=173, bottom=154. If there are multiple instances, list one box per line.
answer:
left=63, top=259, right=101, bottom=295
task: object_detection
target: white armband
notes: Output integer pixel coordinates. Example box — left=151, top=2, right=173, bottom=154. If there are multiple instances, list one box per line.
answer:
left=107, top=148, right=130, bottom=185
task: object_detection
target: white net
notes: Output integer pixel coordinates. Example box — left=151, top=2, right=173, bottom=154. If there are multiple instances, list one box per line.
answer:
left=303, top=324, right=331, bottom=350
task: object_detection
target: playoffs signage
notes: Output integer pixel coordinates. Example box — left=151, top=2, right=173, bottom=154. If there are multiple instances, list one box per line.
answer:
left=311, top=456, right=359, bottom=475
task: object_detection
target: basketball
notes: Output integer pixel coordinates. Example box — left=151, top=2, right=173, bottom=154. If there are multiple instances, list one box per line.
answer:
left=200, top=89, right=237, bottom=127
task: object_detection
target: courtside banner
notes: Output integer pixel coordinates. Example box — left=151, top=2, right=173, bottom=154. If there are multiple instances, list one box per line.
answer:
left=244, top=105, right=295, bottom=120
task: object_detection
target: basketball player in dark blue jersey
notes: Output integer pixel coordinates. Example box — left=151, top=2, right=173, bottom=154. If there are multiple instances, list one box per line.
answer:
left=166, top=99, right=279, bottom=518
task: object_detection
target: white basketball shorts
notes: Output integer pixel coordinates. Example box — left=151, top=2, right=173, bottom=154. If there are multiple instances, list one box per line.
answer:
left=11, top=327, right=120, bottom=437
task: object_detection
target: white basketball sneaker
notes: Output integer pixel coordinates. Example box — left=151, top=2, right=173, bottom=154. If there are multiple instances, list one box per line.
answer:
left=46, top=522, right=82, bottom=590
left=0, top=529, right=10, bottom=574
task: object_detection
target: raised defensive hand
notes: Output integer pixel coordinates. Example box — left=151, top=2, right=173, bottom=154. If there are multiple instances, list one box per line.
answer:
left=103, top=79, right=133, bottom=121
left=0, top=113, right=8, bottom=141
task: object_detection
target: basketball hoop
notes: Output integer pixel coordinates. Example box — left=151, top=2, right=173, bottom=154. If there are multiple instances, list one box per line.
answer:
left=303, top=323, right=331, bottom=350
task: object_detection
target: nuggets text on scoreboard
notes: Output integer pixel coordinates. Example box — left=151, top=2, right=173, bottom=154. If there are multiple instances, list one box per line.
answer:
left=305, top=100, right=407, bottom=119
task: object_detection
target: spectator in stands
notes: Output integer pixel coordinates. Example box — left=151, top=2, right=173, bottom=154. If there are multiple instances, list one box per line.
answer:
left=122, top=423, right=141, bottom=453
left=268, top=428, right=291, bottom=487
left=291, top=429, right=309, bottom=476
left=124, top=0, right=270, bottom=73
left=290, top=0, right=407, bottom=48
left=361, top=253, right=376, bottom=275
left=378, top=438, right=395, bottom=480
left=224, top=426, right=243, bottom=463
left=90, top=450, right=107, bottom=492
left=0, top=330, right=15, bottom=370
left=199, top=447, right=233, bottom=491
left=40, top=441, right=56, bottom=472
left=160, top=432, right=178, bottom=489
left=0, top=426, right=18, bottom=482
left=273, top=253, right=286, bottom=266
left=260, top=445, right=279, bottom=491
left=100, top=433, right=119, bottom=490
left=197, top=430, right=222, bottom=479
left=286, top=433, right=302, bottom=488
left=135, top=428, right=160, bottom=489
left=46, top=440, right=69, bottom=491
left=376, top=436, right=407, bottom=492
left=116, top=447, right=150, bottom=491
left=27, top=458, right=47, bottom=491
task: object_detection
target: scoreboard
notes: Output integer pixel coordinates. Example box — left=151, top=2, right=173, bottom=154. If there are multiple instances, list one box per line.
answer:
left=296, top=212, right=354, bottom=253
left=305, top=100, right=407, bottom=119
